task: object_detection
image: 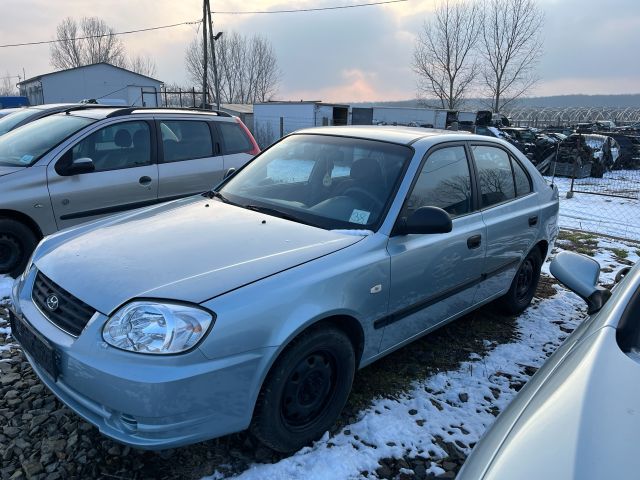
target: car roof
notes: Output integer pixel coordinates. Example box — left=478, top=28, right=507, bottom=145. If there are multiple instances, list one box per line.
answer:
left=294, top=125, right=477, bottom=146
left=65, top=107, right=235, bottom=121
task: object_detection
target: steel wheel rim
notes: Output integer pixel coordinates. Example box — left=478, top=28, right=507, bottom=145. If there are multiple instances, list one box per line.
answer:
left=281, top=350, right=337, bottom=429
left=516, top=258, right=535, bottom=301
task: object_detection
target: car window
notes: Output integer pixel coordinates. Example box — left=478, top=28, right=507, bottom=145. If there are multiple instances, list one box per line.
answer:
left=512, top=158, right=532, bottom=196
left=218, top=122, right=252, bottom=154
left=0, top=108, right=40, bottom=136
left=472, top=145, right=516, bottom=208
left=160, top=120, right=213, bottom=163
left=402, top=146, right=472, bottom=219
left=0, top=114, right=95, bottom=167
left=66, top=121, right=151, bottom=173
left=221, top=134, right=412, bottom=230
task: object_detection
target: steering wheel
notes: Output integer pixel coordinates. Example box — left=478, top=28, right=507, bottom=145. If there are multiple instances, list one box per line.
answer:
left=343, top=187, right=384, bottom=211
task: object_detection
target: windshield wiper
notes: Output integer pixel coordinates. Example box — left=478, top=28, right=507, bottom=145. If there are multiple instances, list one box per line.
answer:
left=205, top=190, right=231, bottom=203
left=244, top=204, right=310, bottom=225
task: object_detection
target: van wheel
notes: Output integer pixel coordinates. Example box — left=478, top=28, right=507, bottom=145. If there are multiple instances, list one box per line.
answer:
left=251, top=327, right=355, bottom=453
left=496, top=248, right=542, bottom=315
left=0, top=219, right=38, bottom=278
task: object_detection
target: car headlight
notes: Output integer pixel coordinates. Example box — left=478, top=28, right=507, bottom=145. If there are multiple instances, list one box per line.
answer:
left=102, top=301, right=214, bottom=354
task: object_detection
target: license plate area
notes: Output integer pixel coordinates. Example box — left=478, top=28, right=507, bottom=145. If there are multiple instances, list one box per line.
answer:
left=9, top=311, right=59, bottom=380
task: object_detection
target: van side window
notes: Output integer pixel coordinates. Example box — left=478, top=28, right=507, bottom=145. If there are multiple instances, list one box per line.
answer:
left=472, top=145, right=516, bottom=208
left=66, top=121, right=151, bottom=173
left=160, top=121, right=213, bottom=163
left=218, top=122, right=253, bottom=154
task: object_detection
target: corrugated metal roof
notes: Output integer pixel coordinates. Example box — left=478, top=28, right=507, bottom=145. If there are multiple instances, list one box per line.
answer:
left=17, top=62, right=163, bottom=86
left=220, top=103, right=254, bottom=114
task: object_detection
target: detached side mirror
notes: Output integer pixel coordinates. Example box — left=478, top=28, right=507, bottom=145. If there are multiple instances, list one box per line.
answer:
left=395, top=206, right=453, bottom=235
left=550, top=251, right=611, bottom=313
left=63, top=157, right=95, bottom=175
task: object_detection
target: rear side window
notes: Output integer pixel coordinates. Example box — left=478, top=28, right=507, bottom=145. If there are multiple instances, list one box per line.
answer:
left=473, top=145, right=516, bottom=208
left=160, top=121, right=213, bottom=163
left=218, top=122, right=252, bottom=154
left=403, top=146, right=472, bottom=218
left=512, top=158, right=532, bottom=196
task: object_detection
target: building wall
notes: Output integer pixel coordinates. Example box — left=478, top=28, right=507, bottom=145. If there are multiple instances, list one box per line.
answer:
left=253, top=103, right=316, bottom=148
left=21, top=64, right=162, bottom=106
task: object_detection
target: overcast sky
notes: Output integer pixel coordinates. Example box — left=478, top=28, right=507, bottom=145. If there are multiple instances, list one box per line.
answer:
left=1, top=0, right=639, bottom=102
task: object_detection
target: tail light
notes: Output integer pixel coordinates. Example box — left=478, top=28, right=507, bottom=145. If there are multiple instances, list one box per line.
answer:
left=235, top=117, right=261, bottom=156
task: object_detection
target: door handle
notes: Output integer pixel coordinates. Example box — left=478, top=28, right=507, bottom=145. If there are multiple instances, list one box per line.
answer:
left=528, top=215, right=538, bottom=227
left=139, top=176, right=152, bottom=186
left=467, top=234, right=482, bottom=249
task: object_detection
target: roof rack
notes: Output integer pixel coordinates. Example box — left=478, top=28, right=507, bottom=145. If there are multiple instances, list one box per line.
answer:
left=105, top=107, right=233, bottom=118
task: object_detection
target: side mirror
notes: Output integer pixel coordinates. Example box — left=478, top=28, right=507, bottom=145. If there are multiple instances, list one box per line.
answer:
left=395, top=206, right=453, bottom=235
left=223, top=167, right=236, bottom=180
left=65, top=157, right=95, bottom=175
left=550, top=251, right=611, bottom=313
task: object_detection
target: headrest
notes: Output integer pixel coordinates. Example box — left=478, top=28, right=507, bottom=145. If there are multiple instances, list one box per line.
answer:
left=114, top=129, right=132, bottom=148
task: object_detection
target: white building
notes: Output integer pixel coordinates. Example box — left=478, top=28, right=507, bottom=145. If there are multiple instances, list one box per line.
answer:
left=253, top=101, right=349, bottom=147
left=17, top=63, right=163, bottom=107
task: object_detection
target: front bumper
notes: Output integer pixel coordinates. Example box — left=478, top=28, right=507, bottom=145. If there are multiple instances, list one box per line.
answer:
left=10, top=270, right=276, bottom=450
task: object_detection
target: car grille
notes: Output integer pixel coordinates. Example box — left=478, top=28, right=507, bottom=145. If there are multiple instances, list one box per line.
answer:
left=32, top=271, right=95, bottom=337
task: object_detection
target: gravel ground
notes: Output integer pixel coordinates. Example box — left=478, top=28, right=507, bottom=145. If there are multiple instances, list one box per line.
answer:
left=0, top=232, right=633, bottom=480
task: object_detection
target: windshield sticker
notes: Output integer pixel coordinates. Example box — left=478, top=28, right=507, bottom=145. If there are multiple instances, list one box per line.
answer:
left=19, top=154, right=34, bottom=164
left=349, top=209, right=370, bottom=225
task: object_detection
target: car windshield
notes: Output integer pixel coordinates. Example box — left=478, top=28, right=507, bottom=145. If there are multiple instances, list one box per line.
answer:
left=0, top=108, right=40, bottom=136
left=219, top=134, right=413, bottom=230
left=0, top=114, right=96, bottom=167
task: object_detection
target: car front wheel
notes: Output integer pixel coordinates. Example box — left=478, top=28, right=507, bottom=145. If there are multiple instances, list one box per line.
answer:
left=251, top=326, right=355, bottom=453
left=0, top=219, right=38, bottom=278
left=497, top=247, right=542, bottom=315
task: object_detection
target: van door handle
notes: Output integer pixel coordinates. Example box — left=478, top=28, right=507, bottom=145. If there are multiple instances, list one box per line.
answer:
left=139, top=176, right=152, bottom=186
left=528, top=215, right=538, bottom=226
left=467, top=235, right=482, bottom=249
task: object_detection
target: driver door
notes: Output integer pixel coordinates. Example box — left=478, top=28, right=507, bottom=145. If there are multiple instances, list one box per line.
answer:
left=47, top=120, right=159, bottom=230
left=380, top=144, right=487, bottom=352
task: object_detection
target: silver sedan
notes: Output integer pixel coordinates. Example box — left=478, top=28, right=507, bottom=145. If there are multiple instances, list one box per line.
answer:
left=9, top=126, right=558, bottom=452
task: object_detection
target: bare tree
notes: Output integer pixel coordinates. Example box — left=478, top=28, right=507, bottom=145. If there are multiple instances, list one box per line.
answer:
left=480, top=0, right=544, bottom=112
left=413, top=0, right=481, bottom=110
left=186, top=31, right=280, bottom=104
left=128, top=54, right=157, bottom=78
left=0, top=73, right=18, bottom=96
left=50, top=17, right=127, bottom=70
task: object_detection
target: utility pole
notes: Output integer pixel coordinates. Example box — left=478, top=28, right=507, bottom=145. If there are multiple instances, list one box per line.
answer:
left=202, top=0, right=208, bottom=108
left=206, top=0, right=222, bottom=111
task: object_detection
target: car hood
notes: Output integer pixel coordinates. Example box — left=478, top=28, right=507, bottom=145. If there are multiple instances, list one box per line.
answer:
left=34, top=197, right=363, bottom=314
left=474, top=326, right=640, bottom=480
left=0, top=165, right=23, bottom=177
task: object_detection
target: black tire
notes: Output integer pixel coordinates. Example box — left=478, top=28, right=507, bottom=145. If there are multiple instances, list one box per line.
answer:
left=251, top=326, right=355, bottom=453
left=496, top=247, right=542, bottom=315
left=0, top=219, right=38, bottom=278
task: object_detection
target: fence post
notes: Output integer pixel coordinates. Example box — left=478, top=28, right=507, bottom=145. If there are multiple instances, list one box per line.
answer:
left=192, top=87, right=196, bottom=108
left=163, top=87, right=168, bottom=107
left=280, top=117, right=284, bottom=138
left=179, top=88, right=183, bottom=107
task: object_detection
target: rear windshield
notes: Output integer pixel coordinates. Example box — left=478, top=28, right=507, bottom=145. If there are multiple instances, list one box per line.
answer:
left=0, top=114, right=96, bottom=167
left=0, top=109, right=40, bottom=136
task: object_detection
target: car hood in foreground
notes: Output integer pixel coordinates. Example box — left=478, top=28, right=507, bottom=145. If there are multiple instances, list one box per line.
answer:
left=464, top=326, right=640, bottom=480
left=0, top=165, right=23, bottom=177
left=34, top=197, right=363, bottom=314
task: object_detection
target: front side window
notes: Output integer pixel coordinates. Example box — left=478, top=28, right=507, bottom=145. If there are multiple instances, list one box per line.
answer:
left=220, top=134, right=412, bottom=230
left=63, top=121, right=151, bottom=173
left=473, top=145, right=516, bottom=208
left=160, top=121, right=213, bottom=163
left=402, top=146, right=472, bottom=219
left=0, top=114, right=95, bottom=167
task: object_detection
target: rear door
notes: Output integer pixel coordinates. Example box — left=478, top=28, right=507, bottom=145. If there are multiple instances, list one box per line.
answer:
left=47, top=119, right=159, bottom=230
left=380, top=144, right=487, bottom=352
left=469, top=143, right=541, bottom=302
left=215, top=120, right=256, bottom=172
left=156, top=119, right=224, bottom=199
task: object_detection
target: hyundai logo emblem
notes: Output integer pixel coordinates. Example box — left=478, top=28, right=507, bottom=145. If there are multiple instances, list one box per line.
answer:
left=45, top=294, right=59, bottom=312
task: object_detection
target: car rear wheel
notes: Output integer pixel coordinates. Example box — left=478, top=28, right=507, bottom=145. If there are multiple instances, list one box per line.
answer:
left=0, top=219, right=38, bottom=278
left=496, top=247, right=542, bottom=315
left=251, top=326, right=355, bottom=453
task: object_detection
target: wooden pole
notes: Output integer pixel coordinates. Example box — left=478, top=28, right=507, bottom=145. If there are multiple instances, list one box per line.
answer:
left=206, top=0, right=221, bottom=111
left=202, top=0, right=208, bottom=108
